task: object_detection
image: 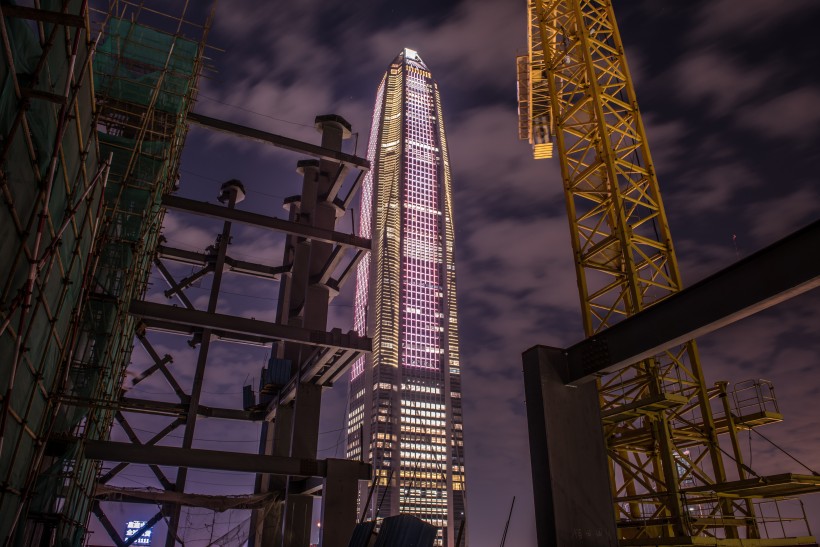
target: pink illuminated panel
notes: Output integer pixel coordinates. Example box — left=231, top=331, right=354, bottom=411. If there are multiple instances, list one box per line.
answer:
left=401, top=67, right=443, bottom=371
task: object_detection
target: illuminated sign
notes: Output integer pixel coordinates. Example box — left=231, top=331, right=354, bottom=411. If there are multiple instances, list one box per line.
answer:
left=124, top=521, right=153, bottom=545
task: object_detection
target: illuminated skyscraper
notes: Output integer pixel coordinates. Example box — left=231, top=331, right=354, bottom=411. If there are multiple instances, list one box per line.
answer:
left=346, top=49, right=467, bottom=545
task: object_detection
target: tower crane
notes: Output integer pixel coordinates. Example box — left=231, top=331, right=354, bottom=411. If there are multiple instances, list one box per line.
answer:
left=519, top=1, right=820, bottom=544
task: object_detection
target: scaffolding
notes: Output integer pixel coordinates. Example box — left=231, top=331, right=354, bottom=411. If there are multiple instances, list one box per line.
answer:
left=0, top=0, right=210, bottom=544
left=0, top=1, right=102, bottom=544
left=78, top=2, right=211, bottom=545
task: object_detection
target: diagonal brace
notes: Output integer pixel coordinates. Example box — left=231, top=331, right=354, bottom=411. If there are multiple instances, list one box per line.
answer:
left=99, top=418, right=184, bottom=484
left=114, top=413, right=174, bottom=490
left=134, top=328, right=188, bottom=403
left=153, top=258, right=197, bottom=309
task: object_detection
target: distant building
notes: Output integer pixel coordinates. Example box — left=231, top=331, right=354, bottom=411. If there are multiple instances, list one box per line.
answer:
left=346, top=49, right=467, bottom=546
left=124, top=521, right=153, bottom=545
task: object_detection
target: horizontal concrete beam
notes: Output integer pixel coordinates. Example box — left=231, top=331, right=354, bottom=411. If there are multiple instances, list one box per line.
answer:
left=564, top=219, right=820, bottom=384
left=130, top=300, right=371, bottom=353
left=162, top=195, right=371, bottom=251
left=85, top=441, right=371, bottom=479
left=187, top=112, right=370, bottom=170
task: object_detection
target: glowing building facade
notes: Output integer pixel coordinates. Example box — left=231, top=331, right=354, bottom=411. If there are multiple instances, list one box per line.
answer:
left=346, top=49, right=467, bottom=545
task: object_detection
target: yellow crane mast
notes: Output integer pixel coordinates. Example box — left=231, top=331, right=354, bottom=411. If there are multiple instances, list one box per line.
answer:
left=519, top=0, right=819, bottom=544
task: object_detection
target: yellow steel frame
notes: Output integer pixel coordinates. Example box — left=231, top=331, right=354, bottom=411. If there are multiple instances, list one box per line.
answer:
left=528, top=0, right=759, bottom=541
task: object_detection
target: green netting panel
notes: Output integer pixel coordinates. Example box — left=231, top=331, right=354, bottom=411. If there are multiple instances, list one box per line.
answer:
left=99, top=133, right=170, bottom=191
left=95, top=243, right=133, bottom=296
left=0, top=3, right=113, bottom=544
left=40, top=264, right=65, bottom=316
left=0, top=4, right=60, bottom=174
left=67, top=362, right=101, bottom=400
left=94, top=18, right=198, bottom=114
left=131, top=149, right=169, bottom=189
left=0, top=9, right=49, bottom=296
left=98, top=241, right=133, bottom=270
left=57, top=223, right=76, bottom=267
left=0, top=2, right=50, bottom=153
left=86, top=300, right=117, bottom=336
left=77, top=216, right=94, bottom=259
left=107, top=210, right=145, bottom=242
left=54, top=290, right=75, bottom=341
left=27, top=438, right=81, bottom=522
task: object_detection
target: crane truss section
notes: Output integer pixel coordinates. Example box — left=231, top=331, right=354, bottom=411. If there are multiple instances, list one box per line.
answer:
left=530, top=0, right=751, bottom=541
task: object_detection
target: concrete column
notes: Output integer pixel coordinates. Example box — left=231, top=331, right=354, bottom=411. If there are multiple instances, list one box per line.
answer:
left=522, top=345, right=618, bottom=547
left=320, top=459, right=364, bottom=547
left=273, top=115, right=353, bottom=547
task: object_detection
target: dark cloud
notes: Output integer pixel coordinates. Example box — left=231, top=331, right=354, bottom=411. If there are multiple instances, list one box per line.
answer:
left=688, top=0, right=819, bottom=40
left=673, top=50, right=776, bottom=114
left=739, top=86, right=820, bottom=141
left=744, top=186, right=820, bottom=244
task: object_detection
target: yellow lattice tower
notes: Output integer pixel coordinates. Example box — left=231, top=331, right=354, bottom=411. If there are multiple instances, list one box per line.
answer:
left=521, top=0, right=767, bottom=542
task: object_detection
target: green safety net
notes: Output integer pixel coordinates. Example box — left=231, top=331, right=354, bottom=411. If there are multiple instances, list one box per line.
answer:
left=94, top=18, right=199, bottom=114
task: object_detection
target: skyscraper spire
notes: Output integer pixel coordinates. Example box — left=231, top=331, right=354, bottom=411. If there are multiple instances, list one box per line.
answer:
left=346, top=50, right=467, bottom=546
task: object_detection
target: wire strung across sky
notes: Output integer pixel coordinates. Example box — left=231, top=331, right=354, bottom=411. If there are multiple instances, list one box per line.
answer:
left=196, top=93, right=316, bottom=129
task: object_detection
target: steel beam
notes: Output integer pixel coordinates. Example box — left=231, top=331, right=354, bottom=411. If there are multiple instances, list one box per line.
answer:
left=156, top=244, right=208, bottom=266
left=227, top=256, right=289, bottom=280
left=162, top=194, right=371, bottom=251
left=315, top=245, right=345, bottom=285
left=187, top=112, right=370, bottom=170
left=157, top=245, right=289, bottom=280
left=119, top=397, right=259, bottom=421
left=316, top=349, right=360, bottom=385
left=135, top=318, right=273, bottom=346
left=130, top=300, right=370, bottom=352
left=94, top=486, right=278, bottom=510
left=0, top=5, right=85, bottom=27
left=333, top=248, right=365, bottom=291
left=523, top=221, right=820, bottom=546
left=563, top=219, right=820, bottom=385
left=85, top=441, right=371, bottom=480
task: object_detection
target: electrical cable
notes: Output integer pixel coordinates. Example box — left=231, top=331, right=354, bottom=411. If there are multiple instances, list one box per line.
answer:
left=750, top=427, right=819, bottom=476
left=196, top=93, right=315, bottom=129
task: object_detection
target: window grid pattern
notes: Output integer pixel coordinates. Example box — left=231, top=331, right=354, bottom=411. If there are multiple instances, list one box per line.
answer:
left=397, top=63, right=450, bottom=529
left=401, top=65, right=443, bottom=372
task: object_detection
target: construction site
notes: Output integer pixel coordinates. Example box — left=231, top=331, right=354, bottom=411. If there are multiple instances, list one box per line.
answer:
left=0, top=0, right=818, bottom=546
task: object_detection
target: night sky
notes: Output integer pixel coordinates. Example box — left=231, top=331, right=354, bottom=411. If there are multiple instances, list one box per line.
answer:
left=92, top=0, right=820, bottom=545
